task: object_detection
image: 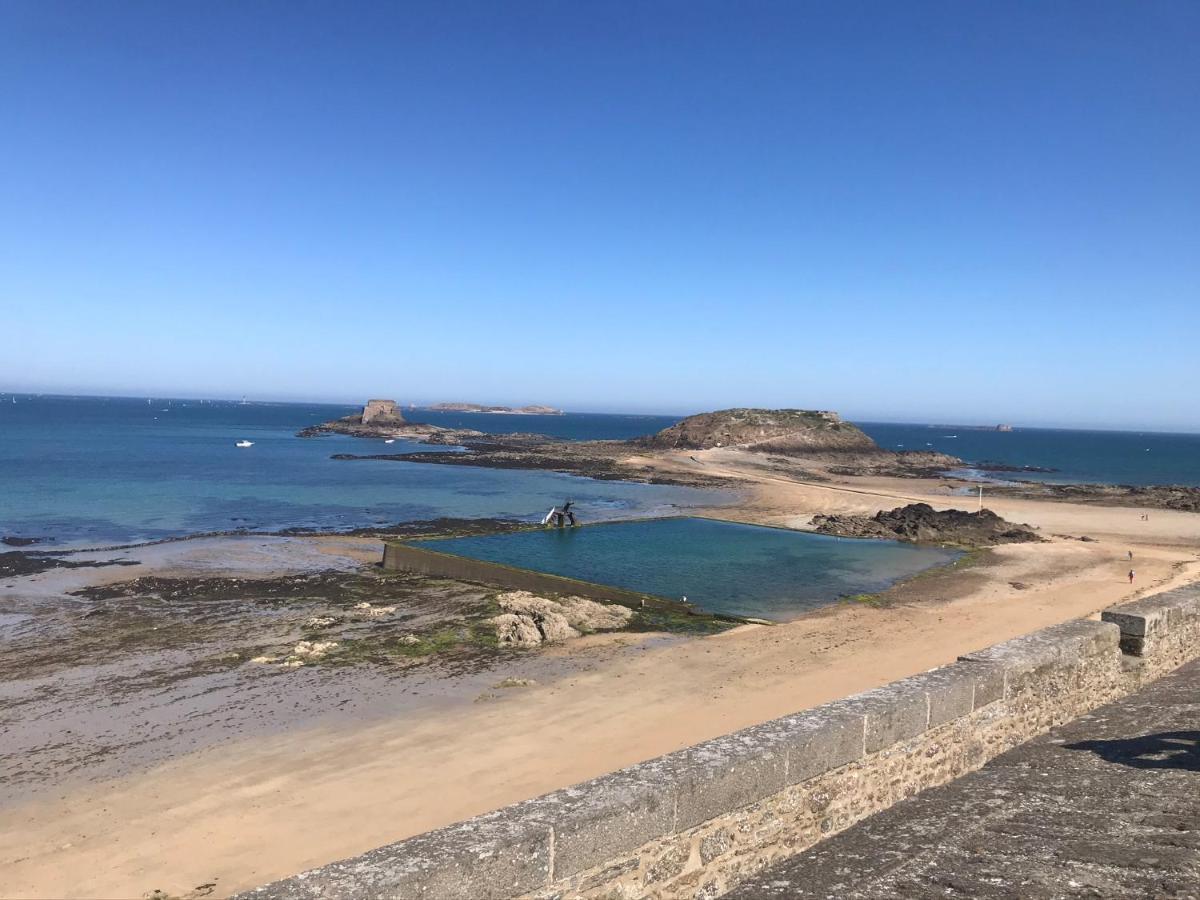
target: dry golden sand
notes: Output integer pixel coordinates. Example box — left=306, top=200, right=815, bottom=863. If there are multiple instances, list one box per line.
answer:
left=2, top=450, right=1199, bottom=898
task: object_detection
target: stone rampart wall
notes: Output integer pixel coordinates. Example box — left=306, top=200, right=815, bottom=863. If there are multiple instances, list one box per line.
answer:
left=238, top=585, right=1200, bottom=900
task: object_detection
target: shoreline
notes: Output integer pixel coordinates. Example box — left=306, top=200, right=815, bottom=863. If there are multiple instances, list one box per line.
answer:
left=4, top=443, right=1200, bottom=897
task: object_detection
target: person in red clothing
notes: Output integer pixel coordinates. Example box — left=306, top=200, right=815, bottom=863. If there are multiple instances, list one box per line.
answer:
left=1128, top=569, right=1136, bottom=584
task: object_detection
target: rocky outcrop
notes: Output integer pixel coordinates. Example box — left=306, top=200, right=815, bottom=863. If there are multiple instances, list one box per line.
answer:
left=810, top=502, right=1041, bottom=546
left=489, top=591, right=635, bottom=648
left=361, top=399, right=405, bottom=425
left=992, top=482, right=1200, bottom=513
left=642, top=409, right=878, bottom=454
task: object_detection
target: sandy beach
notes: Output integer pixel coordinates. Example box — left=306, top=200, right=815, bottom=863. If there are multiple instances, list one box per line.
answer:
left=2, top=450, right=1199, bottom=898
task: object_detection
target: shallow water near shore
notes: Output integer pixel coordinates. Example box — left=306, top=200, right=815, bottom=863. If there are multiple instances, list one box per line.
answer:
left=426, top=517, right=963, bottom=620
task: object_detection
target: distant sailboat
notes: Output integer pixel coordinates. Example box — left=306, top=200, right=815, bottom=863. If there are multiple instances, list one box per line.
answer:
left=236, top=440, right=254, bottom=448
left=384, top=439, right=395, bottom=444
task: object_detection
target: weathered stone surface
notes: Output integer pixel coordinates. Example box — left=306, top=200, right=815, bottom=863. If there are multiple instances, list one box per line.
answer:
left=240, top=807, right=551, bottom=899
left=770, top=707, right=865, bottom=784
left=672, top=726, right=790, bottom=830
left=959, top=659, right=1005, bottom=708
left=699, top=829, right=733, bottom=865
left=242, top=595, right=1200, bottom=900
left=844, top=682, right=929, bottom=753
left=903, top=665, right=977, bottom=727
left=961, top=619, right=1119, bottom=695
left=644, top=844, right=690, bottom=885
left=361, top=399, right=405, bottom=425
left=1104, top=586, right=1200, bottom=658
left=730, top=657, right=1200, bottom=899
left=531, top=770, right=676, bottom=881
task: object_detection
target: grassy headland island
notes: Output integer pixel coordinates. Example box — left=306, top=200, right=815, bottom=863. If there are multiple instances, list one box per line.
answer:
left=4, top=404, right=1200, bottom=899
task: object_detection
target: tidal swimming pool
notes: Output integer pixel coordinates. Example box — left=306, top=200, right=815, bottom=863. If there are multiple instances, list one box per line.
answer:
left=425, top=517, right=962, bottom=621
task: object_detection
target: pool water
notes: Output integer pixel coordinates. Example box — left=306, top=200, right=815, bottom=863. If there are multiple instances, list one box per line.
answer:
left=425, top=517, right=962, bottom=621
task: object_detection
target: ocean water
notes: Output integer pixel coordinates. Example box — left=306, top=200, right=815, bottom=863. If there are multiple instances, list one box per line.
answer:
left=403, top=408, right=679, bottom=441
left=428, top=517, right=962, bottom=620
left=856, top=422, right=1200, bottom=487
left=0, top=396, right=717, bottom=548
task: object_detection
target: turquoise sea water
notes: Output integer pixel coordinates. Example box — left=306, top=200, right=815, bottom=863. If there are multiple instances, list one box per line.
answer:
left=0, top=396, right=718, bottom=548
left=428, top=517, right=962, bottom=620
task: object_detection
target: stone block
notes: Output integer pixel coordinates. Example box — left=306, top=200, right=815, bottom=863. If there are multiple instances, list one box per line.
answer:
left=1104, top=587, right=1200, bottom=657
left=530, top=769, right=676, bottom=881
left=236, top=807, right=552, bottom=900
left=908, top=666, right=977, bottom=726
left=956, top=660, right=1005, bottom=708
left=841, top=682, right=929, bottom=754
left=767, top=706, right=865, bottom=785
left=700, top=829, right=734, bottom=864
left=961, top=620, right=1119, bottom=697
left=671, top=725, right=790, bottom=831
left=644, top=843, right=690, bottom=885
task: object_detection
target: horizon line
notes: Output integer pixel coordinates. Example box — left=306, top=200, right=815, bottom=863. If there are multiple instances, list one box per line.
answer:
left=2, top=388, right=1197, bottom=437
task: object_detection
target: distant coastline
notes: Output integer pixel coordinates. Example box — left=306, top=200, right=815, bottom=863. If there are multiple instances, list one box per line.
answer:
left=427, top=402, right=563, bottom=415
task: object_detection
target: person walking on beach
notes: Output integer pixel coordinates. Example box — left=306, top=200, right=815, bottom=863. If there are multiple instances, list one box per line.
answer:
left=1128, top=550, right=1134, bottom=561
left=1128, top=569, right=1136, bottom=584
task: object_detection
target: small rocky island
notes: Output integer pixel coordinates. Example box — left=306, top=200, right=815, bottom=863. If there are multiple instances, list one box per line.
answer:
left=641, top=408, right=877, bottom=453
left=429, top=402, right=563, bottom=415
left=300, top=403, right=963, bottom=487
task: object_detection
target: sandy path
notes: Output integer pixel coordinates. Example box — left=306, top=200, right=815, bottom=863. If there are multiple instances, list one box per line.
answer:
left=3, top=504, right=1197, bottom=898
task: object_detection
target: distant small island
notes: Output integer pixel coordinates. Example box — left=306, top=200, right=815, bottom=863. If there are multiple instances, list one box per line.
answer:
left=428, top=402, right=563, bottom=415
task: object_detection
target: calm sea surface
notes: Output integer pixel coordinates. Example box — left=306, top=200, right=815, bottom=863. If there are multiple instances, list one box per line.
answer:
left=3, top=397, right=1195, bottom=549
left=856, top=422, right=1200, bottom=487
left=429, top=517, right=962, bottom=621
left=0, top=397, right=717, bottom=548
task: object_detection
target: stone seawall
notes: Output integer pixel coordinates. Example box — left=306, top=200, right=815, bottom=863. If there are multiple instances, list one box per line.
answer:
left=238, top=584, right=1200, bottom=900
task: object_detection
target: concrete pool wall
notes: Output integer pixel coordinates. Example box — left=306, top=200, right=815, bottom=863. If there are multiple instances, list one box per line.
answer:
left=381, top=539, right=689, bottom=613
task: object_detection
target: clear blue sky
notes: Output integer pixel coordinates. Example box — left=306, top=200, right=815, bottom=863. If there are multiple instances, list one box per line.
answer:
left=3, top=1, right=1197, bottom=429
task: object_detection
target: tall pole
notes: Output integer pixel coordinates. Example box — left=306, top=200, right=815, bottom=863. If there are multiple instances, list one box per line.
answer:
left=978, top=484, right=983, bottom=513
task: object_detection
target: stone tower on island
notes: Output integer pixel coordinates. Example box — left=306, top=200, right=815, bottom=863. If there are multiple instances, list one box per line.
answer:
left=361, top=399, right=405, bottom=425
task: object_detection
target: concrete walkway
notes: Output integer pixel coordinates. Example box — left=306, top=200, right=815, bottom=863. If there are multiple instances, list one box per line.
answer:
left=732, top=658, right=1200, bottom=899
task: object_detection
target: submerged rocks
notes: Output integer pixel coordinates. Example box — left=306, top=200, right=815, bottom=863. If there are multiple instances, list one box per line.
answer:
left=489, top=591, right=634, bottom=648
left=810, top=502, right=1041, bottom=547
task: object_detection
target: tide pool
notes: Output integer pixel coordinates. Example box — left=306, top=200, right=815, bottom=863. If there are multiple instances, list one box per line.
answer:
left=427, top=517, right=962, bottom=620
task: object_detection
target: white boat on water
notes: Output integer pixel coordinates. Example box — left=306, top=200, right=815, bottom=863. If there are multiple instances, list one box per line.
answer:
left=384, top=438, right=395, bottom=444
left=236, top=440, right=254, bottom=448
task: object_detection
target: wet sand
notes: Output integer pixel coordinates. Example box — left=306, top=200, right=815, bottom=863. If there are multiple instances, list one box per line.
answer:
left=2, top=451, right=1199, bottom=898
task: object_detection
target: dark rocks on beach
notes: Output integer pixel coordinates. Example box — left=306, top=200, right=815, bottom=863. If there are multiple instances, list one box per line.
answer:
left=0, top=551, right=140, bottom=578
left=2, top=536, right=45, bottom=547
left=990, top=482, right=1200, bottom=513
left=810, top=503, right=1042, bottom=547
left=973, top=460, right=1060, bottom=474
